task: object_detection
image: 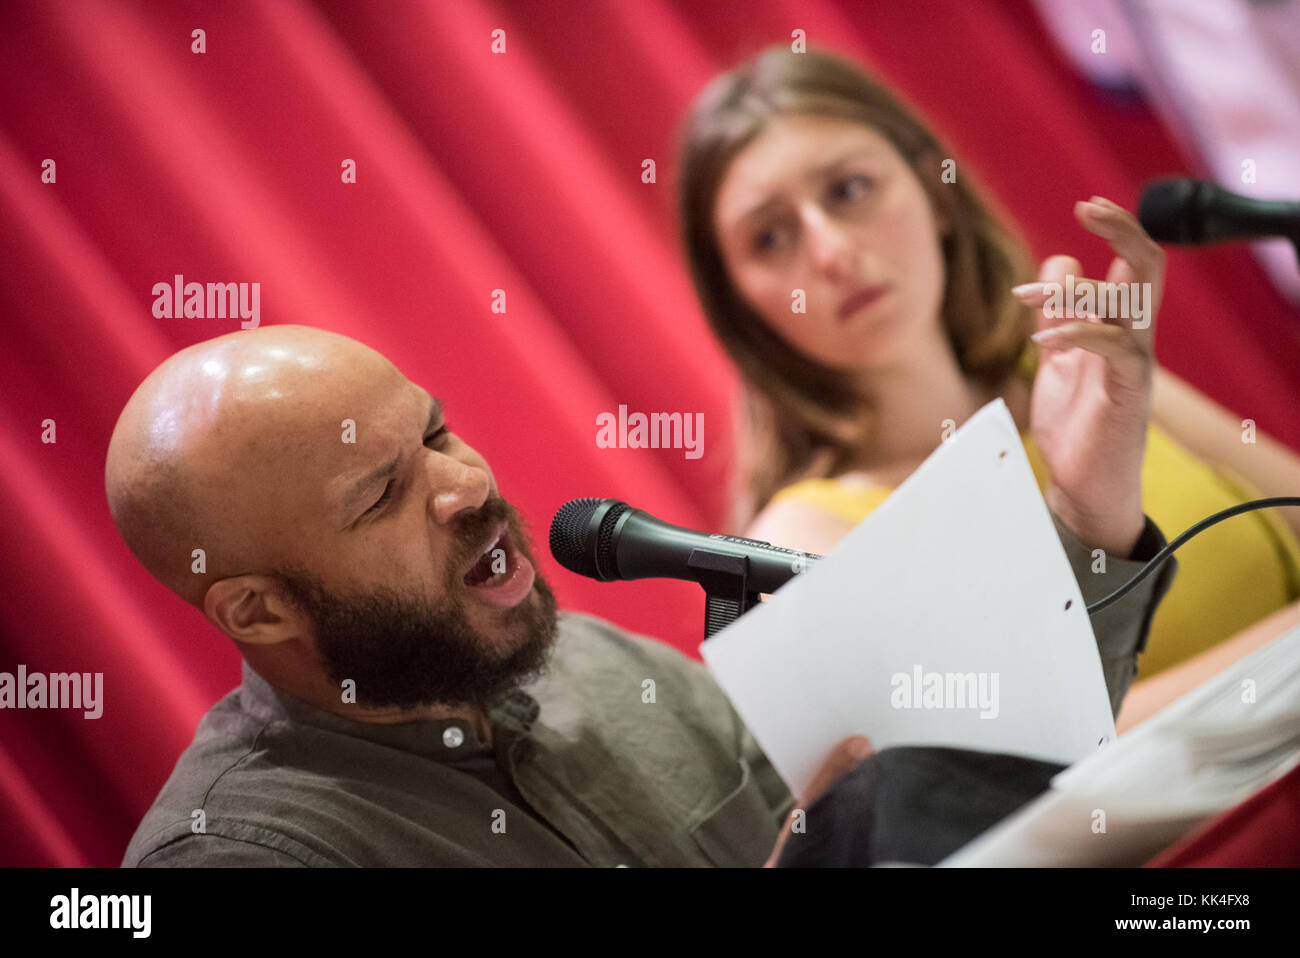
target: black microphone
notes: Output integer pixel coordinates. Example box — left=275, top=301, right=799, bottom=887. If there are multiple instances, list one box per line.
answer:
left=1138, top=178, right=1300, bottom=255
left=550, top=498, right=820, bottom=635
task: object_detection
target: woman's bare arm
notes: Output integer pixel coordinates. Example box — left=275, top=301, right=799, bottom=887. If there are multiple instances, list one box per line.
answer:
left=1116, top=596, right=1300, bottom=734
left=744, top=498, right=857, bottom=557
left=1152, top=366, right=1300, bottom=541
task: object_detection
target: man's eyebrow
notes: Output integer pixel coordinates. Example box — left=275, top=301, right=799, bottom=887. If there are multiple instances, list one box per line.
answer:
left=342, top=396, right=445, bottom=516
left=733, top=148, right=882, bottom=227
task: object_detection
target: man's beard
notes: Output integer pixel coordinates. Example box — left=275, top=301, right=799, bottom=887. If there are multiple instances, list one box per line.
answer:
left=276, top=494, right=559, bottom=711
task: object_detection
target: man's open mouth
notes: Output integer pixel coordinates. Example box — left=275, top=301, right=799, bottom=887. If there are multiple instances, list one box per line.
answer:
left=464, top=524, right=510, bottom=587
left=460, top=521, right=536, bottom=609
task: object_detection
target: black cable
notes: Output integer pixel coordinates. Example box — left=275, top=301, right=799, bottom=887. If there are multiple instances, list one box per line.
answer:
left=1086, top=497, right=1300, bottom=615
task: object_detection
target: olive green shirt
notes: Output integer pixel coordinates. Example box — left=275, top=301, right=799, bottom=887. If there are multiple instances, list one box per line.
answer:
left=122, top=514, right=1175, bottom=867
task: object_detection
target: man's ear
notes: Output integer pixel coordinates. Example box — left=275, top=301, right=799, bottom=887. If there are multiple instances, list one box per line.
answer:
left=203, top=575, right=307, bottom=646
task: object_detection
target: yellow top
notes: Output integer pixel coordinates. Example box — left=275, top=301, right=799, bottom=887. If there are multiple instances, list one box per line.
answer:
left=770, top=370, right=1300, bottom=680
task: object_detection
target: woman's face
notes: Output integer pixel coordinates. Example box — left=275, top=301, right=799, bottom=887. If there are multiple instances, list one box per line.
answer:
left=712, top=114, right=948, bottom=371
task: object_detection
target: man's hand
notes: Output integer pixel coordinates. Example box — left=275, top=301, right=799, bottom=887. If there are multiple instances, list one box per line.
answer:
left=1014, top=196, right=1164, bottom=560
left=764, top=735, right=873, bottom=867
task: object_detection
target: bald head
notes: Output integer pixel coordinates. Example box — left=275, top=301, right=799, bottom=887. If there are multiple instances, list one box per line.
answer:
left=106, top=325, right=408, bottom=607
left=106, top=324, right=559, bottom=716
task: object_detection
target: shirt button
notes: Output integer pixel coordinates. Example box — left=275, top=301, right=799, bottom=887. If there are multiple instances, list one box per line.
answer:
left=442, top=726, right=465, bottom=748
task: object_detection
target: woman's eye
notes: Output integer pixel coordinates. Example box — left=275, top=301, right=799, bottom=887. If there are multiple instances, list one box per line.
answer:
left=831, top=175, right=872, bottom=203
left=425, top=425, right=449, bottom=448
left=753, top=224, right=790, bottom=254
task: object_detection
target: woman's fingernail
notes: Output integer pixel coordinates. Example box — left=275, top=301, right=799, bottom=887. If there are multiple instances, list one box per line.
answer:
left=1012, top=282, right=1043, bottom=296
left=1031, top=328, right=1062, bottom=342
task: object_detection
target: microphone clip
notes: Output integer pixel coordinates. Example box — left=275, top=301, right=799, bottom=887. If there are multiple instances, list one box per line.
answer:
left=688, top=548, right=763, bottom=639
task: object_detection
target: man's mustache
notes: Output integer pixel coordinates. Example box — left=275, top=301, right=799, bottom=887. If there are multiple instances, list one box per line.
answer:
left=447, top=494, right=523, bottom=570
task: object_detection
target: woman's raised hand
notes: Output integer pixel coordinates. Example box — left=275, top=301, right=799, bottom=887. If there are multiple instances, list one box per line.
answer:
left=1013, top=196, right=1166, bottom=559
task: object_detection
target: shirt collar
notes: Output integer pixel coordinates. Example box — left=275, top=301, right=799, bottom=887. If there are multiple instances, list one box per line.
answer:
left=235, top=659, right=540, bottom=760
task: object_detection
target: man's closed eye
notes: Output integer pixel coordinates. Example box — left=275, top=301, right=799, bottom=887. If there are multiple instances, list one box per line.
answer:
left=364, top=425, right=451, bottom=517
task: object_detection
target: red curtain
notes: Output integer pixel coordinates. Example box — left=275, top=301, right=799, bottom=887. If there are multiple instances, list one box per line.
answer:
left=2, top=0, right=1296, bottom=867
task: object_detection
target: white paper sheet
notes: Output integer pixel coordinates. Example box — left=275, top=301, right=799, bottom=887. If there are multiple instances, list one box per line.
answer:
left=700, top=399, right=1116, bottom=798
left=938, top=623, right=1300, bottom=867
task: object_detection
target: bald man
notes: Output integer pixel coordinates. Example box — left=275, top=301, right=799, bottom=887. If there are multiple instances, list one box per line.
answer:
left=112, top=325, right=1175, bottom=867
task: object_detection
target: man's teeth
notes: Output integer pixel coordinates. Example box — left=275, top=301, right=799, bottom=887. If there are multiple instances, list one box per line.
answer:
left=466, top=535, right=509, bottom=586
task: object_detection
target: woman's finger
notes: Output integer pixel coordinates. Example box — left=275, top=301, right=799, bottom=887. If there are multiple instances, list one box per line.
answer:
left=1012, top=276, right=1154, bottom=330
left=1036, top=254, right=1083, bottom=287
left=1087, top=195, right=1145, bottom=233
left=1074, top=199, right=1165, bottom=280
left=1027, top=256, right=1085, bottom=335
left=1013, top=276, right=1111, bottom=309
left=1031, top=318, right=1151, bottom=369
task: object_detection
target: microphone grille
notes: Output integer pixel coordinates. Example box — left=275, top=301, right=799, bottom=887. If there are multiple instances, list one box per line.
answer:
left=550, top=498, right=604, bottom=577
left=594, top=500, right=629, bottom=579
left=1138, top=177, right=1201, bottom=243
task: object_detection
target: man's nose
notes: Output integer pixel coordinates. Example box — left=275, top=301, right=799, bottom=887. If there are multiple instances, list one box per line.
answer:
left=802, top=205, right=855, bottom=280
left=426, top=454, right=491, bottom=526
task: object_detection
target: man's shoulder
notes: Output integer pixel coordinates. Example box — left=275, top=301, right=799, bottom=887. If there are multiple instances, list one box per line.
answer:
left=123, top=612, right=746, bottom=868
left=120, top=689, right=357, bottom=867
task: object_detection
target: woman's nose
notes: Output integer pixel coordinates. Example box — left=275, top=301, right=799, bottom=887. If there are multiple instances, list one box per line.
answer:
left=802, top=206, right=856, bottom=280
left=426, top=454, right=491, bottom=526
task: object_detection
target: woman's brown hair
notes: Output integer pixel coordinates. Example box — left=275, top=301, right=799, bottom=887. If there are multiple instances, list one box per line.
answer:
left=676, top=44, right=1038, bottom=528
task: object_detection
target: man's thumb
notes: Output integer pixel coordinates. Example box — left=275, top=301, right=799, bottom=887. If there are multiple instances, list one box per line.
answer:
left=801, top=735, right=874, bottom=806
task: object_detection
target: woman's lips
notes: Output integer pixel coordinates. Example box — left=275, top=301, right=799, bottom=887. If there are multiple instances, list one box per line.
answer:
left=838, top=284, right=890, bottom=322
